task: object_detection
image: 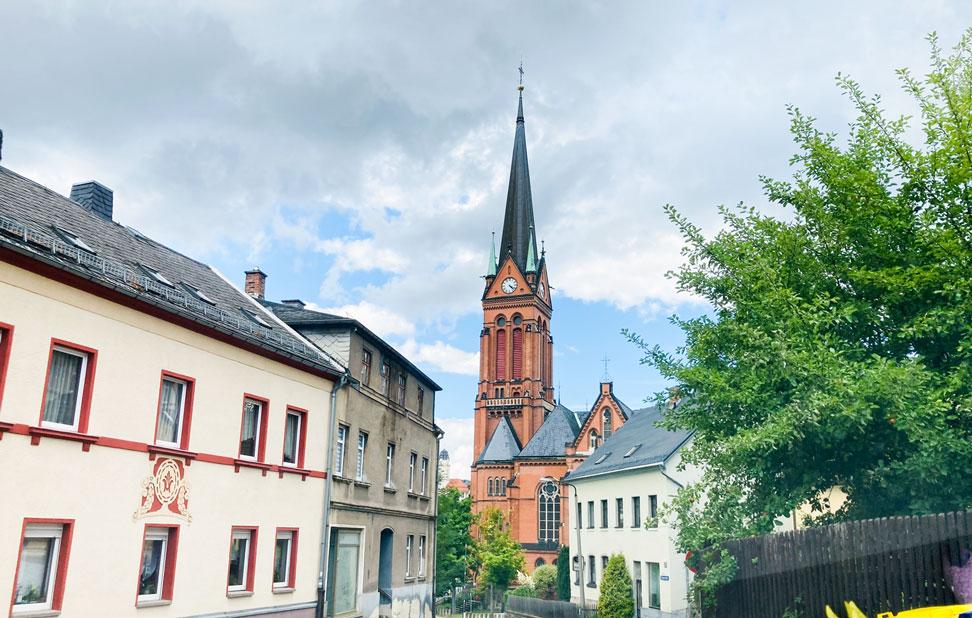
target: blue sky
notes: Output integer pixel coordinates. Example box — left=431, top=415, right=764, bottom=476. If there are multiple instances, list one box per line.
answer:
left=2, top=1, right=971, bottom=477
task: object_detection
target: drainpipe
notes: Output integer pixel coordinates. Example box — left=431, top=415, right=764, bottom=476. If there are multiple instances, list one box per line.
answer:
left=560, top=479, right=586, bottom=610
left=317, top=372, right=352, bottom=618
left=431, top=425, right=444, bottom=617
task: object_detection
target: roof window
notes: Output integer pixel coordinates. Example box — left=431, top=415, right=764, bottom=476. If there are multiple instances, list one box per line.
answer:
left=594, top=452, right=610, bottom=465
left=52, top=226, right=95, bottom=253
left=138, top=264, right=174, bottom=287
left=623, top=445, right=641, bottom=458
left=181, top=283, right=216, bottom=306
left=241, top=308, right=273, bottom=329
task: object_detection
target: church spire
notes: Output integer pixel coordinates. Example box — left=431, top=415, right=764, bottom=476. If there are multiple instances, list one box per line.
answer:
left=486, top=231, right=498, bottom=277
left=499, top=73, right=538, bottom=274
left=526, top=225, right=537, bottom=272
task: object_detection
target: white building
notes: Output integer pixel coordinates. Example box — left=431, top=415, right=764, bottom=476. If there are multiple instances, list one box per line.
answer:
left=563, top=405, right=696, bottom=618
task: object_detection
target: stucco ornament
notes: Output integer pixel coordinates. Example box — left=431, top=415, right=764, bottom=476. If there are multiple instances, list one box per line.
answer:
left=133, top=457, right=191, bottom=522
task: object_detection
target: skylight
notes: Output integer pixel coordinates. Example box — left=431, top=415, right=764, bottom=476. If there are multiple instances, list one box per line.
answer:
left=181, top=283, right=216, bottom=306
left=241, top=308, right=273, bottom=329
left=594, top=453, right=610, bottom=464
left=52, top=226, right=95, bottom=253
left=623, top=445, right=642, bottom=458
left=138, top=264, right=174, bottom=287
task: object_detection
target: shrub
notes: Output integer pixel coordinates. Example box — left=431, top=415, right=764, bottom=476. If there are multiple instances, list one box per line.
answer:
left=556, top=546, right=570, bottom=600
left=532, top=564, right=558, bottom=600
left=598, top=555, right=634, bottom=618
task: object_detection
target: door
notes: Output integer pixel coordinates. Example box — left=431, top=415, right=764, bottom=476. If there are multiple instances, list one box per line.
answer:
left=378, top=528, right=394, bottom=614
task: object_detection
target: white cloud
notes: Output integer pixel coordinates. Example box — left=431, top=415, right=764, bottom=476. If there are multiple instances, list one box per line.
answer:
left=437, top=417, right=476, bottom=481
left=312, top=301, right=415, bottom=338
left=398, top=340, right=480, bottom=376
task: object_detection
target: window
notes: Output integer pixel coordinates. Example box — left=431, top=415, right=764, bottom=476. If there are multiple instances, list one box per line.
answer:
left=405, top=535, right=414, bottom=578
left=227, top=528, right=257, bottom=593
left=537, top=481, right=560, bottom=544
left=155, top=373, right=193, bottom=449
left=601, top=556, right=609, bottom=575
left=420, top=457, right=429, bottom=494
left=418, top=536, right=427, bottom=577
left=649, top=495, right=658, bottom=527
left=602, top=408, right=612, bottom=438
left=238, top=397, right=267, bottom=461
left=624, top=445, right=641, bottom=458
left=240, top=308, right=272, bottom=329
left=600, top=499, right=608, bottom=528
left=12, top=521, right=72, bottom=613
left=616, top=498, right=624, bottom=527
left=283, top=409, right=306, bottom=468
left=0, top=323, right=13, bottom=412
left=632, top=497, right=642, bottom=528
left=587, top=501, right=594, bottom=529
left=273, top=529, right=298, bottom=589
left=512, top=328, right=523, bottom=379
left=576, top=502, right=582, bottom=529
left=360, top=349, right=372, bottom=385
left=355, top=432, right=368, bottom=481
left=495, top=329, right=506, bottom=380
left=380, top=362, right=390, bottom=397
left=535, top=558, right=545, bottom=569
left=588, top=430, right=599, bottom=451
left=417, top=387, right=425, bottom=414
left=573, top=554, right=580, bottom=584
left=500, top=478, right=507, bottom=496
left=138, top=264, right=174, bottom=287
left=41, top=342, right=96, bottom=433
left=587, top=555, right=595, bottom=586
left=328, top=529, right=361, bottom=615
left=335, top=425, right=348, bottom=477
left=385, top=443, right=395, bottom=487
left=487, top=478, right=494, bottom=496
left=397, top=374, right=407, bottom=406
left=633, top=561, right=642, bottom=608
left=409, top=453, right=417, bottom=491
left=138, top=526, right=179, bottom=604
left=648, top=562, right=661, bottom=609
left=180, top=282, right=216, bottom=305
left=53, top=226, right=95, bottom=253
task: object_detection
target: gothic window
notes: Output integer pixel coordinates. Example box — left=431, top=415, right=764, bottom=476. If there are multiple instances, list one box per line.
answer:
left=495, top=330, right=507, bottom=381
left=589, top=429, right=600, bottom=450
left=500, top=478, right=507, bottom=495
left=487, top=478, right=494, bottom=496
left=538, top=481, right=560, bottom=544
left=512, top=328, right=523, bottom=380
left=535, top=558, right=545, bottom=569
left=602, top=408, right=613, bottom=438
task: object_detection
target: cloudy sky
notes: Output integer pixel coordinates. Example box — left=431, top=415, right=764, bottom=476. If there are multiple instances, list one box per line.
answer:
left=2, top=1, right=970, bottom=478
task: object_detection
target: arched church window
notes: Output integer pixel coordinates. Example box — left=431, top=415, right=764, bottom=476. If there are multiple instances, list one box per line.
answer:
left=589, top=430, right=600, bottom=450
left=500, top=478, right=507, bottom=495
left=535, top=558, right=546, bottom=569
left=512, top=328, right=523, bottom=379
left=537, top=481, right=560, bottom=544
left=602, top=408, right=613, bottom=438
left=495, top=329, right=507, bottom=381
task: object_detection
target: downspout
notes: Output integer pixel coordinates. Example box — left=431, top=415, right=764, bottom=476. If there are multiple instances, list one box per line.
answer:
left=560, top=479, right=586, bottom=609
left=431, top=425, right=444, bottom=617
left=317, top=372, right=352, bottom=618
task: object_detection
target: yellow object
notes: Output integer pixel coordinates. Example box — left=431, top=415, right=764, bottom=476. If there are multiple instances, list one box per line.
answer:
left=875, top=604, right=972, bottom=618
left=845, top=601, right=868, bottom=618
left=825, top=605, right=841, bottom=618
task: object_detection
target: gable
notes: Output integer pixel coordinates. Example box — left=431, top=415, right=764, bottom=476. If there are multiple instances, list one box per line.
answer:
left=484, top=254, right=532, bottom=300
left=573, top=389, right=631, bottom=450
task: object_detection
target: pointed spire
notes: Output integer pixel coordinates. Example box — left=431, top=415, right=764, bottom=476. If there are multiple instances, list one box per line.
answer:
left=499, top=74, right=538, bottom=274
left=526, top=226, right=537, bottom=272
left=486, top=232, right=498, bottom=277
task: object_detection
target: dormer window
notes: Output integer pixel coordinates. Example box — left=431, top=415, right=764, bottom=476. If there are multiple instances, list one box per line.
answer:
left=181, top=283, right=216, bottom=305
left=594, top=452, right=610, bottom=464
left=52, top=226, right=95, bottom=254
left=138, top=264, right=174, bottom=287
left=624, top=445, right=641, bottom=458
left=240, top=308, right=272, bottom=329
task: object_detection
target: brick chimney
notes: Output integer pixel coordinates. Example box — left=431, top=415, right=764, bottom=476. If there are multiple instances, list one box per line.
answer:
left=244, top=268, right=267, bottom=299
left=70, top=181, right=114, bottom=221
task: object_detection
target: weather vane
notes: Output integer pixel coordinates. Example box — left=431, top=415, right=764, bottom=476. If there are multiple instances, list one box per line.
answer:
left=518, top=61, right=524, bottom=91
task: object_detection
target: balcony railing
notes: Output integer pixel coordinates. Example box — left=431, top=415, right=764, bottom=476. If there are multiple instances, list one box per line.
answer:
left=484, top=397, right=525, bottom=409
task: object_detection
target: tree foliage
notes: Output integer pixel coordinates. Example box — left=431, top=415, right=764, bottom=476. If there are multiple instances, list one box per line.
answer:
left=625, top=31, right=972, bottom=597
left=598, top=555, right=634, bottom=618
left=556, top=545, right=571, bottom=600
left=532, top=564, right=558, bottom=600
left=435, top=487, right=473, bottom=596
left=471, top=507, right=525, bottom=593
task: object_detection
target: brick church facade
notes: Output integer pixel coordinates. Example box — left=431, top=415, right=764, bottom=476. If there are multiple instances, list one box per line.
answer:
left=470, top=87, right=635, bottom=570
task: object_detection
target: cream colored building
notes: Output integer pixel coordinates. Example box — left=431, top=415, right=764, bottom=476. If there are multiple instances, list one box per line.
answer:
left=563, top=405, right=696, bottom=618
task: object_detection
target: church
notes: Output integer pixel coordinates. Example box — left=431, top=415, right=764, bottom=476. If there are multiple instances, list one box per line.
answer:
left=470, top=84, right=639, bottom=571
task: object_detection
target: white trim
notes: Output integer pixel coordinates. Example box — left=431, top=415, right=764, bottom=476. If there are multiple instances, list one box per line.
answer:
left=155, top=376, right=187, bottom=448
left=13, top=525, right=63, bottom=613
left=282, top=411, right=301, bottom=467
left=137, top=528, right=169, bottom=603
left=273, top=531, right=294, bottom=588
left=228, top=530, right=252, bottom=592
left=239, top=400, right=262, bottom=461
left=41, top=346, right=88, bottom=432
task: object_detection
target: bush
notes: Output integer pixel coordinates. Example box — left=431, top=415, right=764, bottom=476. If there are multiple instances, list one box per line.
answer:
left=598, top=555, right=634, bottom=618
left=556, top=546, right=570, bottom=600
left=506, top=584, right=537, bottom=598
left=532, top=564, right=558, bottom=600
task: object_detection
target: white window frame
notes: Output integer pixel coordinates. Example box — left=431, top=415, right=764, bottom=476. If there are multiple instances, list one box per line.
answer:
left=385, top=443, right=395, bottom=488
left=648, top=562, right=661, bottom=609
left=418, top=536, right=426, bottom=577
left=405, top=535, right=413, bottom=578
left=239, top=399, right=263, bottom=461
left=228, top=529, right=252, bottom=592
left=273, top=531, right=294, bottom=589
left=335, top=425, right=348, bottom=477
left=283, top=410, right=302, bottom=467
left=13, top=524, right=63, bottom=613
left=408, top=452, right=417, bottom=491
left=420, top=457, right=429, bottom=495
left=155, top=376, right=187, bottom=448
left=42, top=346, right=88, bottom=432
left=355, top=432, right=368, bottom=481
left=137, top=528, right=169, bottom=603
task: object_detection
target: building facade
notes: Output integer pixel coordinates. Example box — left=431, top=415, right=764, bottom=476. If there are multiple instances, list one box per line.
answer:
left=563, top=405, right=696, bottom=618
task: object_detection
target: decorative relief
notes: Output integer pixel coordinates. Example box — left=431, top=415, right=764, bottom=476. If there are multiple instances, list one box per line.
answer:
left=133, top=457, right=191, bottom=523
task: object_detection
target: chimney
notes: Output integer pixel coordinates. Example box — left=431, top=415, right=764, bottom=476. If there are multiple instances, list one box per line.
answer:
left=70, top=181, right=113, bottom=221
left=244, top=268, right=267, bottom=299
left=281, top=299, right=305, bottom=308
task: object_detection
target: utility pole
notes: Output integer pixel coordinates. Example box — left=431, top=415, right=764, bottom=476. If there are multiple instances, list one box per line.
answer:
left=561, top=480, right=586, bottom=609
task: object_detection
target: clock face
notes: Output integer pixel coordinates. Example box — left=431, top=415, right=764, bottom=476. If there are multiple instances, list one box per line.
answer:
left=538, top=282, right=546, bottom=299
left=501, top=277, right=518, bottom=294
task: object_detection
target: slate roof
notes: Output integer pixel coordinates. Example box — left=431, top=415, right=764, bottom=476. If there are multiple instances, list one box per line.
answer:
left=518, top=403, right=582, bottom=458
left=499, top=91, right=539, bottom=274
left=476, top=416, right=522, bottom=464
left=0, top=166, right=342, bottom=377
left=260, top=299, right=441, bottom=391
left=564, top=405, right=693, bottom=482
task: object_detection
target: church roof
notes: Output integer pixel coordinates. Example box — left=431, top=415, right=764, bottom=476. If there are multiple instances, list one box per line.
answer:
left=499, top=90, right=539, bottom=274
left=476, top=416, right=522, bottom=464
left=517, top=403, right=581, bottom=459
left=564, top=405, right=693, bottom=482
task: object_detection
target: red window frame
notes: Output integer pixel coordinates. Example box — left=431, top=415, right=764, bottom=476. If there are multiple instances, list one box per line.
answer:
left=273, top=527, right=299, bottom=590
left=0, top=322, right=13, bottom=412
left=8, top=518, right=74, bottom=614
left=153, top=371, right=196, bottom=450
left=226, top=526, right=259, bottom=595
left=237, top=394, right=269, bottom=462
left=37, top=338, right=98, bottom=434
left=134, top=524, right=180, bottom=605
left=281, top=407, right=308, bottom=469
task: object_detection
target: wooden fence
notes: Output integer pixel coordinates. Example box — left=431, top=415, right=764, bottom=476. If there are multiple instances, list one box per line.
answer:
left=711, top=510, right=972, bottom=617
left=507, top=596, right=595, bottom=618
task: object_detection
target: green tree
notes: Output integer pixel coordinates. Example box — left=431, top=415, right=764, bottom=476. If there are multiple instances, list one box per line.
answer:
left=435, top=487, right=473, bottom=597
left=471, top=507, right=525, bottom=595
left=532, top=564, right=558, bottom=600
left=625, top=31, right=972, bottom=599
left=556, top=545, right=570, bottom=600
left=598, top=555, right=634, bottom=618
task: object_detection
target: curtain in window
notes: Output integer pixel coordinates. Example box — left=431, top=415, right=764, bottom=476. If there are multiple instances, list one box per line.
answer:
left=241, top=401, right=260, bottom=457
left=283, top=414, right=299, bottom=464
left=43, top=350, right=84, bottom=426
left=156, top=380, right=184, bottom=444
left=139, top=539, right=164, bottom=596
left=14, top=538, right=54, bottom=605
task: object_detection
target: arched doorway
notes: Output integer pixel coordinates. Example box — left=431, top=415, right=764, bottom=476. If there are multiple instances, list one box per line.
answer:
left=378, top=528, right=393, bottom=613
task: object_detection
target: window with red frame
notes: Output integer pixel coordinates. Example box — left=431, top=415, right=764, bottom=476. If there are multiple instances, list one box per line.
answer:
left=137, top=525, right=179, bottom=605
left=227, top=527, right=258, bottom=594
left=155, top=372, right=194, bottom=449
left=238, top=397, right=268, bottom=461
left=40, top=340, right=97, bottom=433
left=0, top=323, right=13, bottom=411
left=282, top=408, right=306, bottom=468
left=11, top=519, right=73, bottom=614
left=272, top=528, right=298, bottom=590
